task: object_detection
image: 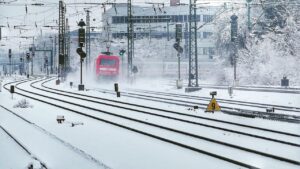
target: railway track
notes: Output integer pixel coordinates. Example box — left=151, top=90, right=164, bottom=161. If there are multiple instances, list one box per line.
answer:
left=8, top=77, right=300, bottom=169
left=128, top=89, right=300, bottom=122
left=2, top=78, right=258, bottom=169
left=39, top=78, right=300, bottom=142
left=130, top=88, right=300, bottom=112
left=0, top=121, right=47, bottom=169
left=90, top=88, right=300, bottom=123
left=167, top=82, right=300, bottom=94
left=196, top=85, right=300, bottom=94
left=1, top=79, right=111, bottom=169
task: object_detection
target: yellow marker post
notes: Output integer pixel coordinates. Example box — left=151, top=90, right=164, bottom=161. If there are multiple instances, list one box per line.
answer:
left=206, top=98, right=221, bottom=112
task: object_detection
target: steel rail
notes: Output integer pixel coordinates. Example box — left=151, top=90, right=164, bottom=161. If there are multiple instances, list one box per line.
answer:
left=3, top=79, right=261, bottom=169
left=37, top=78, right=300, bottom=147
left=41, top=78, right=300, bottom=138
left=10, top=78, right=300, bottom=167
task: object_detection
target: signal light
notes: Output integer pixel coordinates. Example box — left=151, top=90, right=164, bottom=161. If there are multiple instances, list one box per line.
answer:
left=173, top=43, right=183, bottom=53
left=59, top=54, right=64, bottom=65
left=8, top=49, right=12, bottom=58
left=119, top=49, right=126, bottom=56
left=78, top=28, right=85, bottom=47
left=76, top=47, right=86, bottom=59
left=175, top=23, right=183, bottom=42
left=26, top=53, right=30, bottom=60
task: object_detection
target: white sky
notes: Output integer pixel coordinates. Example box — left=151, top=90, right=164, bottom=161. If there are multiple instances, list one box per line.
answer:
left=0, top=0, right=240, bottom=50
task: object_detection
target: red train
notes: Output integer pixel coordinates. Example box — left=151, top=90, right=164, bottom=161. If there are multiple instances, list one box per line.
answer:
left=95, top=54, right=120, bottom=79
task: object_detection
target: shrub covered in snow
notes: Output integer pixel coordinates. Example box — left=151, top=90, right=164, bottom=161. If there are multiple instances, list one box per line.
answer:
left=14, top=99, right=33, bottom=108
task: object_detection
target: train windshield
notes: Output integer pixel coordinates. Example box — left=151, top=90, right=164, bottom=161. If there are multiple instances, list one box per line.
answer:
left=100, top=59, right=116, bottom=66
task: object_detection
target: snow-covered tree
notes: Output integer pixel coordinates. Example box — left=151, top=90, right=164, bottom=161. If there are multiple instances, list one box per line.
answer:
left=214, top=0, right=300, bottom=86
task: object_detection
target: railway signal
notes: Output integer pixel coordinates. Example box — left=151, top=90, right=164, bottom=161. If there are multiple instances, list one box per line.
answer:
left=76, top=47, right=86, bottom=59
left=231, top=15, right=238, bottom=42
left=8, top=49, right=12, bottom=58
left=175, top=23, right=183, bottom=89
left=132, top=65, right=138, bottom=74
left=114, top=83, right=121, bottom=97
left=10, top=85, right=15, bottom=93
left=29, top=46, right=35, bottom=76
left=114, top=83, right=119, bottom=92
left=26, top=52, right=30, bottom=78
left=77, top=19, right=86, bottom=91
left=173, top=43, right=183, bottom=53
left=281, top=76, right=289, bottom=87
left=175, top=23, right=182, bottom=42
left=78, top=19, right=86, bottom=48
left=10, top=85, right=15, bottom=99
left=26, top=52, right=30, bottom=59
left=119, top=49, right=126, bottom=56
left=78, top=28, right=85, bottom=47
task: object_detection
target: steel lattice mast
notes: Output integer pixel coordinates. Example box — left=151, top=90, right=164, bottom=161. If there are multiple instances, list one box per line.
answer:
left=65, top=18, right=70, bottom=71
left=54, top=35, right=57, bottom=73
left=85, top=10, right=91, bottom=70
left=127, top=0, right=134, bottom=76
left=58, top=0, right=66, bottom=79
left=188, top=0, right=199, bottom=87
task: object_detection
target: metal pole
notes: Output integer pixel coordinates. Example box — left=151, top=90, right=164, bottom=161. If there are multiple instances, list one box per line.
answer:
left=67, top=21, right=70, bottom=71
left=31, top=37, right=34, bottom=76
left=247, top=0, right=252, bottom=31
left=51, top=38, right=54, bottom=74
left=178, top=44, right=181, bottom=80
left=27, top=58, right=29, bottom=77
left=234, top=37, right=238, bottom=82
left=8, top=49, right=11, bottom=76
left=127, top=0, right=134, bottom=77
left=50, top=50, right=53, bottom=74
left=58, top=0, right=66, bottom=81
left=188, top=0, right=192, bottom=86
left=188, top=0, right=199, bottom=87
left=46, top=61, right=49, bottom=76
left=148, top=19, right=151, bottom=43
left=44, top=42, right=46, bottom=74
left=65, top=18, right=70, bottom=73
left=184, top=22, right=188, bottom=59
left=194, top=0, right=198, bottom=87
left=167, top=21, right=170, bottom=41
left=234, top=52, right=237, bottom=81
left=86, top=10, right=91, bottom=71
left=80, top=59, right=83, bottom=85
left=54, top=35, right=57, bottom=74
left=9, top=57, right=11, bottom=76
left=230, top=14, right=238, bottom=84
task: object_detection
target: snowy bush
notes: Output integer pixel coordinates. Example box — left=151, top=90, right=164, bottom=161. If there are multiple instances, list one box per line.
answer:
left=13, top=99, right=33, bottom=108
left=214, top=0, right=300, bottom=86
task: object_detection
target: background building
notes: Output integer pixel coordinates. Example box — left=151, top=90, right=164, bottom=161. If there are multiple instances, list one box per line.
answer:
left=102, top=1, right=220, bottom=62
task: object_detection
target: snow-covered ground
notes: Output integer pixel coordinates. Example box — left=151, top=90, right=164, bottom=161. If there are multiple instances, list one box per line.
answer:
left=0, top=76, right=299, bottom=169
left=0, top=126, right=33, bottom=169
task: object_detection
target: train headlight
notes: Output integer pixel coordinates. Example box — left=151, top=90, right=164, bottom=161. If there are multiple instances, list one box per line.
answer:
left=99, top=68, right=116, bottom=71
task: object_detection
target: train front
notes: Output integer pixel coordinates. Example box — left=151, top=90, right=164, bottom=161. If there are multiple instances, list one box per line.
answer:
left=95, top=55, right=120, bottom=79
